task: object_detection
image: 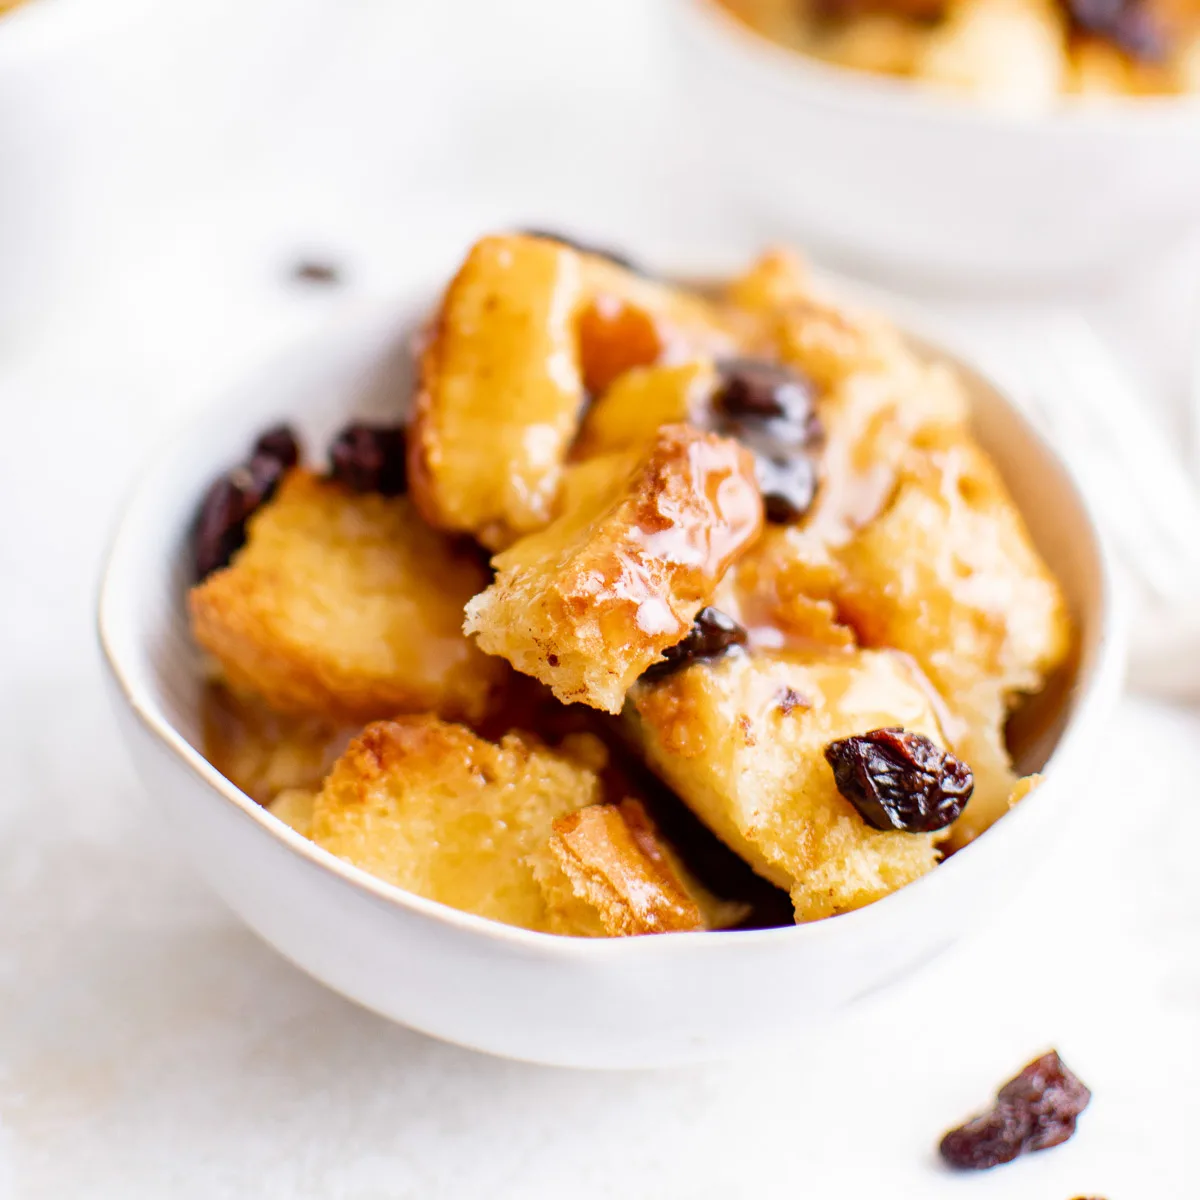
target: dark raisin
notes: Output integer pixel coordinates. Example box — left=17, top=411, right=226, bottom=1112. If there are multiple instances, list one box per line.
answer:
left=192, top=451, right=287, bottom=581
left=293, top=260, right=342, bottom=285
left=1063, top=0, right=1165, bottom=58
left=713, top=358, right=818, bottom=436
left=824, top=727, right=973, bottom=833
left=642, top=607, right=747, bottom=681
left=710, top=359, right=822, bottom=525
left=940, top=1052, right=1092, bottom=1171
left=516, top=227, right=642, bottom=274
left=328, top=423, right=407, bottom=496
left=754, top=453, right=819, bottom=524
left=253, top=424, right=301, bottom=469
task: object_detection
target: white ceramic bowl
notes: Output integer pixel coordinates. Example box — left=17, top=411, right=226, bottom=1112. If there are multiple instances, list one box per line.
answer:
left=665, top=0, right=1200, bottom=287
left=98, top=271, right=1122, bottom=1068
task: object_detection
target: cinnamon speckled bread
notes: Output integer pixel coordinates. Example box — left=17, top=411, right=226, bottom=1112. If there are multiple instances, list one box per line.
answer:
left=189, top=471, right=505, bottom=725
left=465, top=424, right=764, bottom=713
left=630, top=647, right=955, bottom=921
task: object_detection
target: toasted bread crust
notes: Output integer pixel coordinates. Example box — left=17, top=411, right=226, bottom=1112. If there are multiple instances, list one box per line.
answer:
left=189, top=471, right=504, bottom=724
left=465, top=424, right=764, bottom=713
left=535, top=800, right=704, bottom=936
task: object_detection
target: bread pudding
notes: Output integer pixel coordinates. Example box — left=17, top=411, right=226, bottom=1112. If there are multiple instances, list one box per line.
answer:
left=715, top=0, right=1200, bottom=104
left=187, top=232, right=1070, bottom=937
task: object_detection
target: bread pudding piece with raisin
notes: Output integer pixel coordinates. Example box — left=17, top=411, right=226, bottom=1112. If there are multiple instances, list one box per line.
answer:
left=409, top=233, right=751, bottom=550
left=629, top=646, right=957, bottom=921
left=465, top=424, right=763, bottom=713
left=835, top=434, right=1070, bottom=845
left=190, top=471, right=505, bottom=725
left=202, top=682, right=356, bottom=805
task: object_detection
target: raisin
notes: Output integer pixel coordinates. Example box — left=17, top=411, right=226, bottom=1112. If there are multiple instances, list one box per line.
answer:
left=710, top=359, right=822, bottom=525
left=517, top=227, right=643, bottom=274
left=777, top=687, right=808, bottom=715
left=642, top=607, right=747, bottom=681
left=328, top=423, right=407, bottom=496
left=940, top=1052, right=1092, bottom=1171
left=1064, top=0, right=1165, bottom=60
left=824, top=727, right=972, bottom=833
left=253, top=424, right=301, bottom=469
left=293, top=260, right=343, bottom=285
left=192, top=448, right=290, bottom=581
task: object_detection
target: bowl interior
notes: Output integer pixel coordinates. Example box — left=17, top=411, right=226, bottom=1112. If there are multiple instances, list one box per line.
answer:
left=99, top=276, right=1113, bottom=928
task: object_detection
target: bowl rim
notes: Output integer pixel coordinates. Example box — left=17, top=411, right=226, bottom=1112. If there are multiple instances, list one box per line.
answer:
left=670, top=0, right=1200, bottom=129
left=96, top=271, right=1125, bottom=963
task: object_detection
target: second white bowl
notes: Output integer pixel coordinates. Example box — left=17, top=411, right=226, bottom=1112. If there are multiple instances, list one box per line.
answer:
left=666, top=0, right=1200, bottom=287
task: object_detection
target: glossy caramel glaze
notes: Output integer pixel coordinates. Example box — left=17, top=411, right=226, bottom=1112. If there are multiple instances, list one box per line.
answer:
left=465, top=424, right=764, bottom=713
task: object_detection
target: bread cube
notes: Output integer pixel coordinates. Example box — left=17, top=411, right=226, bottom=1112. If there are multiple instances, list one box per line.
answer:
left=630, top=648, right=954, bottom=921
left=309, top=716, right=603, bottom=929
left=532, top=799, right=705, bottom=936
left=189, top=471, right=504, bottom=724
left=410, top=234, right=753, bottom=549
left=465, top=424, right=764, bottom=713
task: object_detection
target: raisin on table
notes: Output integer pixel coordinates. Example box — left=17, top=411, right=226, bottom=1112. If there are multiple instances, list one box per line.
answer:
left=940, top=1051, right=1092, bottom=1171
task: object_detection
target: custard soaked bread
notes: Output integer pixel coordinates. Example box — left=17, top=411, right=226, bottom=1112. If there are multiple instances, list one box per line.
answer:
left=465, top=424, right=763, bottom=713
left=409, top=234, right=752, bottom=550
left=190, top=471, right=505, bottom=725
left=307, top=716, right=715, bottom=935
left=186, top=235, right=1073, bottom=936
left=630, top=647, right=967, bottom=921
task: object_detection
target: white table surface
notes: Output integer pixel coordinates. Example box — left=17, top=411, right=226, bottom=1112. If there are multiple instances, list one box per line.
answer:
left=2, top=2, right=1198, bottom=1195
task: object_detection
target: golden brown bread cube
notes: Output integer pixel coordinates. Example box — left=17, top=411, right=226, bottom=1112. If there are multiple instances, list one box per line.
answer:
left=409, top=235, right=590, bottom=549
left=836, top=435, right=1070, bottom=721
left=465, top=424, right=764, bottom=713
left=202, top=682, right=355, bottom=804
left=308, top=716, right=604, bottom=930
left=189, top=471, right=504, bottom=725
left=532, top=799, right=706, bottom=936
left=409, top=234, right=752, bottom=549
left=629, top=648, right=954, bottom=921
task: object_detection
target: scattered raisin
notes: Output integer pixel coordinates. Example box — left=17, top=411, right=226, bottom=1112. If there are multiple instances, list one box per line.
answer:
left=517, top=227, right=642, bottom=273
left=192, top=426, right=302, bottom=581
left=293, top=260, right=343, bottom=285
left=1064, top=0, right=1165, bottom=60
left=328, top=423, right=407, bottom=496
left=710, top=358, right=822, bottom=525
left=940, top=1052, right=1092, bottom=1171
left=642, top=608, right=747, bottom=681
left=824, top=727, right=973, bottom=833
left=777, top=687, right=808, bottom=715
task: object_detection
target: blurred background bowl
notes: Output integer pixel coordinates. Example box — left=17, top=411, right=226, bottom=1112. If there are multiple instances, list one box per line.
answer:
left=666, top=0, right=1200, bottom=288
